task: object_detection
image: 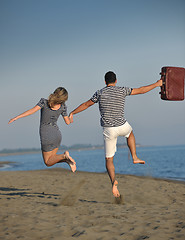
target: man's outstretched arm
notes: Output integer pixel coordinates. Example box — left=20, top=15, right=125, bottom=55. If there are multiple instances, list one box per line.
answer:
left=131, top=79, right=162, bottom=95
left=69, top=99, right=95, bottom=122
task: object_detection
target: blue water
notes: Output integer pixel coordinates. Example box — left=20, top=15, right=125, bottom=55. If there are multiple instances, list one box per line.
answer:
left=0, top=145, right=185, bottom=182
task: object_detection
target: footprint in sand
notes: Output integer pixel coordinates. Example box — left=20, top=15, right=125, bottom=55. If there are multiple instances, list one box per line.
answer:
left=60, top=180, right=85, bottom=206
left=113, top=195, right=124, bottom=205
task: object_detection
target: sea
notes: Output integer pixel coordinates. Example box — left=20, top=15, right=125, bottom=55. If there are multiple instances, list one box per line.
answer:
left=0, top=145, right=185, bottom=182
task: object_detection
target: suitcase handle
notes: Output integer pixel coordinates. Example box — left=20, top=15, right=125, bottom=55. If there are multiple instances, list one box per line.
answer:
left=160, top=72, right=166, bottom=85
left=160, top=72, right=166, bottom=76
left=159, top=90, right=168, bottom=95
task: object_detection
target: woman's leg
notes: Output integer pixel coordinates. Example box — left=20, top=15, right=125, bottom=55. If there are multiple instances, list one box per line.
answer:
left=42, top=148, right=76, bottom=172
left=127, top=131, right=145, bottom=164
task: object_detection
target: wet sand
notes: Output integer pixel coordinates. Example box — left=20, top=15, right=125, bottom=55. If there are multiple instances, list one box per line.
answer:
left=0, top=168, right=185, bottom=240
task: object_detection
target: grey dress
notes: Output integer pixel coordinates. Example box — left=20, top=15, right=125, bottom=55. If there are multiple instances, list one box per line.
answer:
left=37, top=98, right=68, bottom=152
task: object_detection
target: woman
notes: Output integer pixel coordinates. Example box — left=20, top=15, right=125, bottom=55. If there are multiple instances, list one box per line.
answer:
left=8, top=87, right=76, bottom=172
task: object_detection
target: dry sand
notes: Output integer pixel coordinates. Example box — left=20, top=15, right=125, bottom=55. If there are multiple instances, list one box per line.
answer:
left=0, top=168, right=185, bottom=240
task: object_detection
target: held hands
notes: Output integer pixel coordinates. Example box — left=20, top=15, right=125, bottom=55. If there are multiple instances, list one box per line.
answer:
left=69, top=113, right=74, bottom=123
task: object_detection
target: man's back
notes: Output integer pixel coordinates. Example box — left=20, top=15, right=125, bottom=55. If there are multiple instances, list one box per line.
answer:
left=90, top=86, right=132, bottom=127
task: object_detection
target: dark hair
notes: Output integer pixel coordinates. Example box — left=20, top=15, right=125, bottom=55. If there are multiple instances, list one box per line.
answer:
left=104, top=71, right=117, bottom=85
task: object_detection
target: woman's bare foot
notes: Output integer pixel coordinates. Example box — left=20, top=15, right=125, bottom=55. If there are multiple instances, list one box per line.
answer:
left=64, top=151, right=76, bottom=172
left=112, top=180, right=120, bottom=197
left=133, top=157, right=145, bottom=164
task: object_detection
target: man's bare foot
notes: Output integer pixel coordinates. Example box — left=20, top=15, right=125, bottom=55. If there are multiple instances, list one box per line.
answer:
left=64, top=151, right=76, bottom=172
left=112, top=180, right=120, bottom=197
left=133, top=157, right=145, bottom=164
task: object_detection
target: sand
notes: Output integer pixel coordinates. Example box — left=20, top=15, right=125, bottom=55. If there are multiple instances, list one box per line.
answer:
left=0, top=168, right=185, bottom=240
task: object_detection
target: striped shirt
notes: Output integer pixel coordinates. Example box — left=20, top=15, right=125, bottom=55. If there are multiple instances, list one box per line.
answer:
left=90, top=86, right=132, bottom=127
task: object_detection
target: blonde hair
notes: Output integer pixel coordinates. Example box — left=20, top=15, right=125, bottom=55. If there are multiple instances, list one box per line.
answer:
left=48, top=87, right=68, bottom=108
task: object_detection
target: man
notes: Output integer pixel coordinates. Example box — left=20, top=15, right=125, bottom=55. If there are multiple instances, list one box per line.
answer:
left=69, top=71, right=162, bottom=197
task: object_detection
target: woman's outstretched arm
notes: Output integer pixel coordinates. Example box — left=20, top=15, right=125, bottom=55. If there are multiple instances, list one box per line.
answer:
left=8, top=105, right=41, bottom=124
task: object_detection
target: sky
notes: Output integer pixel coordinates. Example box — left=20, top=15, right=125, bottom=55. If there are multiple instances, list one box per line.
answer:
left=0, top=0, right=185, bottom=150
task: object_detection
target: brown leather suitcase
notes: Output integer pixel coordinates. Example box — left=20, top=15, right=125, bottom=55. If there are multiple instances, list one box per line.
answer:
left=160, top=66, right=185, bottom=101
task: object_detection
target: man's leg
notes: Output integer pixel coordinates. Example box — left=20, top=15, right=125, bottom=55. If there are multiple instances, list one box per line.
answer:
left=106, top=156, right=120, bottom=197
left=127, top=131, right=145, bottom=164
left=103, top=127, right=121, bottom=197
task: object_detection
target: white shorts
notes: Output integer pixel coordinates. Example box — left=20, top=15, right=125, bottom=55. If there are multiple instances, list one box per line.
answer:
left=103, top=121, right=132, bottom=158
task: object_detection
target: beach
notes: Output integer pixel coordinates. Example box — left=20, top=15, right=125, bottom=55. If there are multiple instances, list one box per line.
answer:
left=0, top=168, right=185, bottom=240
